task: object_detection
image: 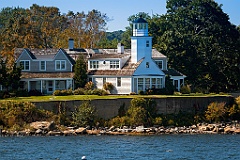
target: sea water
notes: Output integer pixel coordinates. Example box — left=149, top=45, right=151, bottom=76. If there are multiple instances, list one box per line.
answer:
left=0, top=134, right=240, bottom=160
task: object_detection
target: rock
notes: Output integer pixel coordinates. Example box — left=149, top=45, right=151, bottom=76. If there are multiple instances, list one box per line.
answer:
left=234, top=128, right=240, bottom=134
left=224, top=126, right=235, bottom=134
left=135, top=126, right=145, bottom=133
left=35, top=129, right=44, bottom=135
left=75, top=127, right=87, bottom=134
left=63, top=130, right=77, bottom=136
left=47, top=131, right=62, bottom=136
left=87, top=129, right=100, bottom=135
left=109, top=126, right=115, bottom=131
left=30, top=121, right=56, bottom=131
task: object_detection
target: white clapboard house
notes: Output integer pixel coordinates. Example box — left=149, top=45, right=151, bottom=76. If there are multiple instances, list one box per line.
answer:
left=12, top=16, right=186, bottom=95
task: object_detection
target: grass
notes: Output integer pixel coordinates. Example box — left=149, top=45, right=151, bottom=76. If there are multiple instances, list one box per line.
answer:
left=0, top=93, right=231, bottom=102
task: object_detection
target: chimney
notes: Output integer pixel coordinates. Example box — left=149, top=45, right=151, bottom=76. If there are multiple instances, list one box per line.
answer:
left=69, top=38, right=74, bottom=50
left=117, top=43, right=124, bottom=54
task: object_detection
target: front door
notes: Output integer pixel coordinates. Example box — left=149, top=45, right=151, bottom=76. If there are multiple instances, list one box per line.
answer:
left=47, top=80, right=54, bottom=93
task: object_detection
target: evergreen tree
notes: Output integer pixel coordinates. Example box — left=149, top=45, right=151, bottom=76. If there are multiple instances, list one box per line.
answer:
left=73, top=55, right=87, bottom=89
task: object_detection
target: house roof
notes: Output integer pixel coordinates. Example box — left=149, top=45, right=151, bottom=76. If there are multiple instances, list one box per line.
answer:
left=88, top=53, right=130, bottom=60
left=88, top=59, right=143, bottom=76
left=133, top=17, right=148, bottom=23
left=163, top=68, right=186, bottom=77
left=20, top=72, right=74, bottom=79
left=151, top=49, right=167, bottom=59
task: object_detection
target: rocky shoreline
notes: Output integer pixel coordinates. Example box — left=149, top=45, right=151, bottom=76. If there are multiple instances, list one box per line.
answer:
left=1, top=121, right=240, bottom=137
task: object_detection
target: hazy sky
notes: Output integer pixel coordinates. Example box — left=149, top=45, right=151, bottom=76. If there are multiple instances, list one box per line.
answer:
left=1, top=0, right=240, bottom=31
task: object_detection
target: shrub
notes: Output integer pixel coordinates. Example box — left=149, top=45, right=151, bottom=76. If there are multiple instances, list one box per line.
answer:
left=129, top=92, right=136, bottom=95
left=73, top=88, right=86, bottom=95
left=138, top=90, right=144, bottom=95
left=180, top=85, right=191, bottom=94
left=85, top=81, right=94, bottom=90
left=72, top=101, right=96, bottom=127
left=53, top=89, right=72, bottom=96
left=28, top=90, right=42, bottom=96
left=0, top=101, right=55, bottom=129
left=154, top=117, right=163, bottom=126
left=16, top=90, right=29, bottom=97
left=103, top=82, right=114, bottom=92
left=108, top=116, right=130, bottom=127
left=87, top=89, right=108, bottom=96
left=205, top=102, right=227, bottom=122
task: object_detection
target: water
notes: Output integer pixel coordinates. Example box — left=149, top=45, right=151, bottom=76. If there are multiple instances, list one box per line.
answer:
left=0, top=134, right=240, bottom=160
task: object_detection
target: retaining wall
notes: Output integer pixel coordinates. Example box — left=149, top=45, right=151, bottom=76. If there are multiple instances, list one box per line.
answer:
left=33, top=96, right=234, bottom=119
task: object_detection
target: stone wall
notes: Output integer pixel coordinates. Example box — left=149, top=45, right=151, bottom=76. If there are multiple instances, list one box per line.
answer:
left=34, top=96, right=234, bottom=119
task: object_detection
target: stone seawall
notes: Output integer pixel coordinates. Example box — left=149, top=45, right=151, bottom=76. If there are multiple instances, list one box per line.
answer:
left=33, top=96, right=234, bottom=119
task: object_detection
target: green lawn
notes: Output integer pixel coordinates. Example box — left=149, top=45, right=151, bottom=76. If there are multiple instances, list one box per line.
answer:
left=0, top=93, right=230, bottom=102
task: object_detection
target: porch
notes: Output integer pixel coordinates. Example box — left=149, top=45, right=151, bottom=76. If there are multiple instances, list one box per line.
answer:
left=19, top=79, right=73, bottom=95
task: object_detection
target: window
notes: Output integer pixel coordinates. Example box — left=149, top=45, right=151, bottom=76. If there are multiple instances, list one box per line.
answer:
left=40, top=61, right=46, bottom=71
left=146, top=62, right=149, bottom=68
left=55, top=80, right=66, bottom=90
left=146, top=40, right=149, bottom=47
left=55, top=60, right=66, bottom=70
left=138, top=78, right=144, bottom=91
left=155, top=60, right=163, bottom=70
left=103, top=77, right=106, bottom=85
left=117, top=77, right=121, bottom=87
left=90, top=61, right=99, bottom=69
left=110, top=60, right=119, bottom=69
left=20, top=60, right=30, bottom=71
left=88, top=77, right=93, bottom=82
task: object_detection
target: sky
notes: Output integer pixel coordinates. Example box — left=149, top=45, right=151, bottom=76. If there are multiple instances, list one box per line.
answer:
left=1, top=0, right=240, bottom=31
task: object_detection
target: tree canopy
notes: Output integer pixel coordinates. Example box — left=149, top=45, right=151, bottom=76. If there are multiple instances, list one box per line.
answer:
left=151, top=0, right=240, bottom=92
left=0, top=4, right=109, bottom=56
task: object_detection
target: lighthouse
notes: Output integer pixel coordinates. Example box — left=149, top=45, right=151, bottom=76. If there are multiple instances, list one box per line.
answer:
left=131, top=15, right=153, bottom=63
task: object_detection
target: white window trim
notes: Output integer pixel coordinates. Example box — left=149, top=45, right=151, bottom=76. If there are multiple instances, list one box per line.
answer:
left=155, top=60, right=163, bottom=70
left=117, top=77, right=121, bottom=87
left=39, top=61, right=46, bottom=71
left=110, top=60, right=120, bottom=69
left=55, top=60, right=66, bottom=71
left=89, top=60, right=99, bottom=69
left=20, top=60, right=30, bottom=71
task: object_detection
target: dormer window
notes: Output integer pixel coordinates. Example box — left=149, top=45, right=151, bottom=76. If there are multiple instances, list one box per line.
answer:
left=155, top=60, right=163, bottom=70
left=146, top=40, right=149, bottom=47
left=110, top=60, right=119, bottom=69
left=90, top=60, right=99, bottom=69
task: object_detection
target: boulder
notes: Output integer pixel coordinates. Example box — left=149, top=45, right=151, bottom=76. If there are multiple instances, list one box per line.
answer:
left=30, top=121, right=56, bottom=131
left=75, top=127, right=87, bottom=134
left=63, top=130, right=77, bottom=136
left=47, top=131, right=62, bottom=136
left=234, top=128, right=240, bottom=134
left=224, top=126, right=235, bottom=134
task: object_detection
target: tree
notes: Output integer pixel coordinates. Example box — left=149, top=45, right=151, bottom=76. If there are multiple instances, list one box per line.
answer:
left=72, top=101, right=96, bottom=127
left=152, top=0, right=240, bottom=92
left=205, top=102, right=227, bottom=122
left=0, top=56, right=21, bottom=92
left=73, top=55, right=87, bottom=89
left=126, top=97, right=157, bottom=126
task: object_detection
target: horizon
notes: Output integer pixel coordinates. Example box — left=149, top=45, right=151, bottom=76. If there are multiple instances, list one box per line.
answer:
left=1, top=0, right=240, bottom=32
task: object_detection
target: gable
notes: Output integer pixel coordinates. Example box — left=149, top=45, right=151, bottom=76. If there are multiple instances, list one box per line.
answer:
left=54, top=49, right=75, bottom=65
left=133, top=58, right=165, bottom=76
left=16, top=49, right=36, bottom=63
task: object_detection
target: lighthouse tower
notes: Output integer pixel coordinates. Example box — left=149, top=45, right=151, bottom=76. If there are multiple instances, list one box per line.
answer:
left=131, top=15, right=152, bottom=63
